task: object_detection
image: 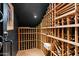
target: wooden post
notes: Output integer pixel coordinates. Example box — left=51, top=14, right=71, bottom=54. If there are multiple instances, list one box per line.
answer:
left=24, top=29, right=26, bottom=50
left=20, top=29, right=22, bottom=50
left=18, top=28, right=20, bottom=50
left=58, top=20, right=60, bottom=38
left=75, top=3, right=78, bottom=56
left=41, top=23, right=42, bottom=50
left=54, top=3, right=56, bottom=37
left=67, top=17, right=70, bottom=56
left=62, top=18, right=64, bottom=56
left=51, top=3, right=53, bottom=56
left=26, top=29, right=27, bottom=50
left=28, top=29, right=29, bottom=49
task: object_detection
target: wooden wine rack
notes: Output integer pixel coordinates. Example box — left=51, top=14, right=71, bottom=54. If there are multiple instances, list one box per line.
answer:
left=40, top=3, right=79, bottom=56
left=18, top=27, right=37, bottom=50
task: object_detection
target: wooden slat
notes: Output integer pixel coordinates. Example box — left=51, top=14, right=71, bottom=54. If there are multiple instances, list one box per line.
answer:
left=51, top=50, right=58, bottom=56
left=61, top=18, right=64, bottom=56
left=18, top=27, right=36, bottom=29
left=28, top=30, right=29, bottom=49
left=41, top=23, right=42, bottom=50
left=41, top=24, right=79, bottom=29
left=26, top=29, right=27, bottom=50
left=18, top=28, right=20, bottom=50
left=34, top=34, right=36, bottom=48
left=67, top=17, right=70, bottom=56
left=24, top=29, right=25, bottom=50
left=32, top=33, right=33, bottom=48
left=75, top=3, right=78, bottom=56
left=29, top=31, right=30, bottom=49
left=41, top=33, right=79, bottom=46
left=56, top=3, right=66, bottom=10
left=56, top=4, right=73, bottom=13
left=58, top=20, right=60, bottom=37
left=20, top=29, right=22, bottom=50
left=29, top=31, right=32, bottom=49
left=36, top=28, right=37, bottom=48
left=55, top=10, right=75, bottom=20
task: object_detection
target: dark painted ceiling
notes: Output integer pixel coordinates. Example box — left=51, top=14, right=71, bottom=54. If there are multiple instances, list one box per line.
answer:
left=13, top=3, right=49, bottom=27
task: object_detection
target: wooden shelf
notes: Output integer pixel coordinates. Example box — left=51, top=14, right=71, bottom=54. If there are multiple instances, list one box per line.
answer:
left=41, top=33, right=79, bottom=46
left=41, top=27, right=53, bottom=29
left=54, top=24, right=79, bottom=28
left=18, top=27, right=36, bottom=29
left=39, top=3, right=79, bottom=56
left=18, top=27, right=37, bottom=50
left=41, top=24, right=79, bottom=29
left=18, top=33, right=36, bottom=34
left=55, top=10, right=75, bottom=20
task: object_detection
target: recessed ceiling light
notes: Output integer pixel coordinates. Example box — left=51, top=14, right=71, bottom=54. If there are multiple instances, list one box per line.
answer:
left=34, top=15, right=37, bottom=19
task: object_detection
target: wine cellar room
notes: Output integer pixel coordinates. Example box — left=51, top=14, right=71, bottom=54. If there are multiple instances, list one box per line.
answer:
left=0, top=3, right=79, bottom=56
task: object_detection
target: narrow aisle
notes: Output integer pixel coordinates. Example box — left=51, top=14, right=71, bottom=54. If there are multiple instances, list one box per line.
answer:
left=16, top=48, right=45, bottom=56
